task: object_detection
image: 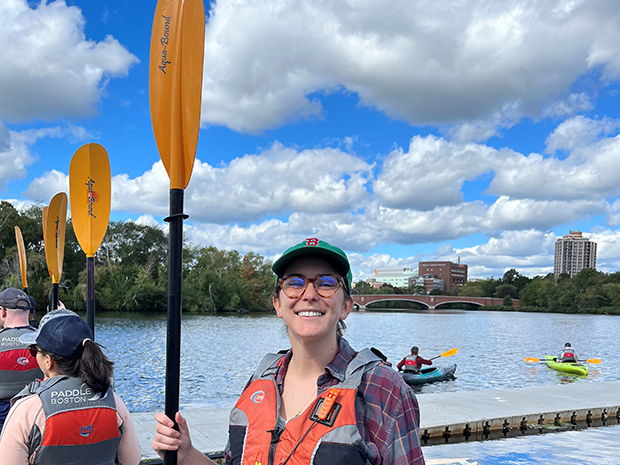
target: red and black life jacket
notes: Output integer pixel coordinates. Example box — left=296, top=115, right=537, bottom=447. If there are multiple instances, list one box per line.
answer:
left=0, top=326, right=43, bottom=400
left=559, top=348, right=577, bottom=362
left=228, top=349, right=381, bottom=465
left=20, top=376, right=121, bottom=465
left=403, top=354, right=420, bottom=373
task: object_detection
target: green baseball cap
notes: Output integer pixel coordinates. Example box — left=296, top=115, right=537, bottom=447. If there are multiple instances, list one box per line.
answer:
left=272, top=238, right=353, bottom=289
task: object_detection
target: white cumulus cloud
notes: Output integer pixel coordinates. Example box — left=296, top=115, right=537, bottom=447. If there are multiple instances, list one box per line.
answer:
left=0, top=0, right=138, bottom=122
left=200, top=0, right=620, bottom=136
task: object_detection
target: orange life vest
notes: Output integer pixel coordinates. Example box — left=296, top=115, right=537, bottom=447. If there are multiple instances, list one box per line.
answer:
left=229, top=349, right=381, bottom=465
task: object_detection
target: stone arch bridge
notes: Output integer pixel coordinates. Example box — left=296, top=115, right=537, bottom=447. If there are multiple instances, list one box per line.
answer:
left=352, top=294, right=519, bottom=310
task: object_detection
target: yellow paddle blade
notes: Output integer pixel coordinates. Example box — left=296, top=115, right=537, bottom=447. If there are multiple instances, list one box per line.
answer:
left=149, top=0, right=205, bottom=189
left=524, top=357, right=540, bottom=363
left=441, top=348, right=458, bottom=357
left=585, top=358, right=601, bottom=364
left=14, top=226, right=28, bottom=289
left=42, top=206, right=55, bottom=281
left=44, top=193, right=67, bottom=283
left=69, top=143, right=112, bottom=257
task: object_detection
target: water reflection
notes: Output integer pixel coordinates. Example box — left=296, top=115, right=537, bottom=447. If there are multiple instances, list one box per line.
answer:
left=423, top=424, right=620, bottom=464
left=92, top=310, right=620, bottom=413
left=92, top=309, right=619, bottom=464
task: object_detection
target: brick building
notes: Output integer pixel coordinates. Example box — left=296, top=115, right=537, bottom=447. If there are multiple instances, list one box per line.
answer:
left=418, top=260, right=468, bottom=290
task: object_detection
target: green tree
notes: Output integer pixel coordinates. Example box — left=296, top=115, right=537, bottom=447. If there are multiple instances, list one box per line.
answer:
left=353, top=281, right=375, bottom=294
left=376, top=284, right=395, bottom=294
left=414, top=285, right=427, bottom=295
left=573, top=268, right=603, bottom=293
left=496, top=284, right=518, bottom=299
left=458, top=283, right=485, bottom=297
left=520, top=278, right=543, bottom=307
left=0, top=201, right=21, bottom=261
left=602, top=282, right=620, bottom=307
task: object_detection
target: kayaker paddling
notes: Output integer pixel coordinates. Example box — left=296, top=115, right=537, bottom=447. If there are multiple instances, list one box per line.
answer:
left=152, top=238, right=427, bottom=464
left=397, top=346, right=433, bottom=374
left=556, top=342, right=577, bottom=363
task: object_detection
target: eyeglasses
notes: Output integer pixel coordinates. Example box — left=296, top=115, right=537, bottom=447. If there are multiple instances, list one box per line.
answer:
left=279, top=276, right=344, bottom=299
left=28, top=345, right=42, bottom=357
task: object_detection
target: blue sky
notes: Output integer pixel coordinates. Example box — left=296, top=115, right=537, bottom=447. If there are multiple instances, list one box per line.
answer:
left=2, top=0, right=620, bottom=282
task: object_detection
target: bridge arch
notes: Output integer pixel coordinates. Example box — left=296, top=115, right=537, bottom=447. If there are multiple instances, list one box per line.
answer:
left=433, top=300, right=484, bottom=310
left=352, top=294, right=518, bottom=310
left=363, top=298, right=430, bottom=310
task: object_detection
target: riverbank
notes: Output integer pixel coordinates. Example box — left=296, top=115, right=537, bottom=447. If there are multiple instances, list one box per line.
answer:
left=477, top=305, right=620, bottom=315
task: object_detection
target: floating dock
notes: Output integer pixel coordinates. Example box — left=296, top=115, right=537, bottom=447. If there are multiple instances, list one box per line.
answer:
left=134, top=381, right=620, bottom=463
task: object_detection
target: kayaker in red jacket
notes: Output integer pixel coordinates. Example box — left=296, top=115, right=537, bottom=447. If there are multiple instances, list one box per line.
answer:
left=397, top=346, right=432, bottom=373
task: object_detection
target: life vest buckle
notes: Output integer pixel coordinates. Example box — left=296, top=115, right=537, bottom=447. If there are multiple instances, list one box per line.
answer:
left=309, top=399, right=341, bottom=427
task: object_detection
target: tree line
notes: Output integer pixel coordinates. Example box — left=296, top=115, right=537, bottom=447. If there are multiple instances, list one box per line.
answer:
left=0, top=201, right=274, bottom=313
left=3, top=200, right=619, bottom=314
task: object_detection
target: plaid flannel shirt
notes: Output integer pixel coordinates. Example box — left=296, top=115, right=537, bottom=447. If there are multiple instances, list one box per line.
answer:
left=226, top=337, right=425, bottom=465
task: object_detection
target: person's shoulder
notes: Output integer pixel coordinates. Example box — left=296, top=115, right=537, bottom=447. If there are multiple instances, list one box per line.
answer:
left=362, top=362, right=411, bottom=393
left=113, top=393, right=131, bottom=416
left=7, top=393, right=42, bottom=419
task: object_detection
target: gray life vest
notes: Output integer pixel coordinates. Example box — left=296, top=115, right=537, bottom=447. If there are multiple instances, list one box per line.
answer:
left=26, top=376, right=122, bottom=465
left=403, top=354, right=420, bottom=373
left=559, top=347, right=577, bottom=362
left=0, top=326, right=43, bottom=400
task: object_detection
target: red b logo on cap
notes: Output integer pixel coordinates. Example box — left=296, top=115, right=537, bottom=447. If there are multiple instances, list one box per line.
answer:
left=305, top=238, right=319, bottom=246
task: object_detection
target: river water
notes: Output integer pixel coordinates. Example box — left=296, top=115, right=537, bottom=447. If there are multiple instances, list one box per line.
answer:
left=94, top=309, right=620, bottom=464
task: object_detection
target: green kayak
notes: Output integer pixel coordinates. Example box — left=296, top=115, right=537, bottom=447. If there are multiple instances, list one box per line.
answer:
left=545, top=355, right=588, bottom=376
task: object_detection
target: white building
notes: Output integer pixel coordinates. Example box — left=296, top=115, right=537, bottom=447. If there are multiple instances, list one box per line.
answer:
left=411, top=275, right=445, bottom=292
left=373, top=267, right=418, bottom=288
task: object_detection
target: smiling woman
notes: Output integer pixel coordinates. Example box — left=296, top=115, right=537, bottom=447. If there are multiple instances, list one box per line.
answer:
left=152, top=238, right=427, bottom=465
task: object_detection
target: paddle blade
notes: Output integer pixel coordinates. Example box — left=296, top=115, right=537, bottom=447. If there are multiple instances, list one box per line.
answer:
left=15, top=226, right=28, bottom=289
left=149, top=0, right=205, bottom=189
left=524, top=357, right=541, bottom=363
left=42, top=206, right=55, bottom=281
left=44, top=193, right=67, bottom=283
left=441, top=348, right=458, bottom=358
left=69, top=143, right=112, bottom=257
left=585, top=358, right=601, bottom=364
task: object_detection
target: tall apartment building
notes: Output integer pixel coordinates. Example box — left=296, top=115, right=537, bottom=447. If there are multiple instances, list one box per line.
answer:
left=418, top=260, right=468, bottom=290
left=554, top=231, right=597, bottom=278
left=373, top=268, right=418, bottom=288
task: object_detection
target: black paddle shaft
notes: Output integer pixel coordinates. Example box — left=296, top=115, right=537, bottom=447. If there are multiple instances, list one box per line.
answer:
left=51, top=283, right=59, bottom=311
left=87, top=256, right=95, bottom=338
left=164, top=189, right=188, bottom=465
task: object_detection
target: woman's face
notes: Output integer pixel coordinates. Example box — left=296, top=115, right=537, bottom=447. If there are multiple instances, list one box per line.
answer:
left=273, top=256, right=352, bottom=343
left=33, top=347, right=53, bottom=378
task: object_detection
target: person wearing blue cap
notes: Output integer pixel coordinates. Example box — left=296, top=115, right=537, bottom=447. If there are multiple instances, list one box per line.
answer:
left=152, top=238, right=425, bottom=465
left=0, top=287, right=43, bottom=433
left=0, top=309, right=141, bottom=464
